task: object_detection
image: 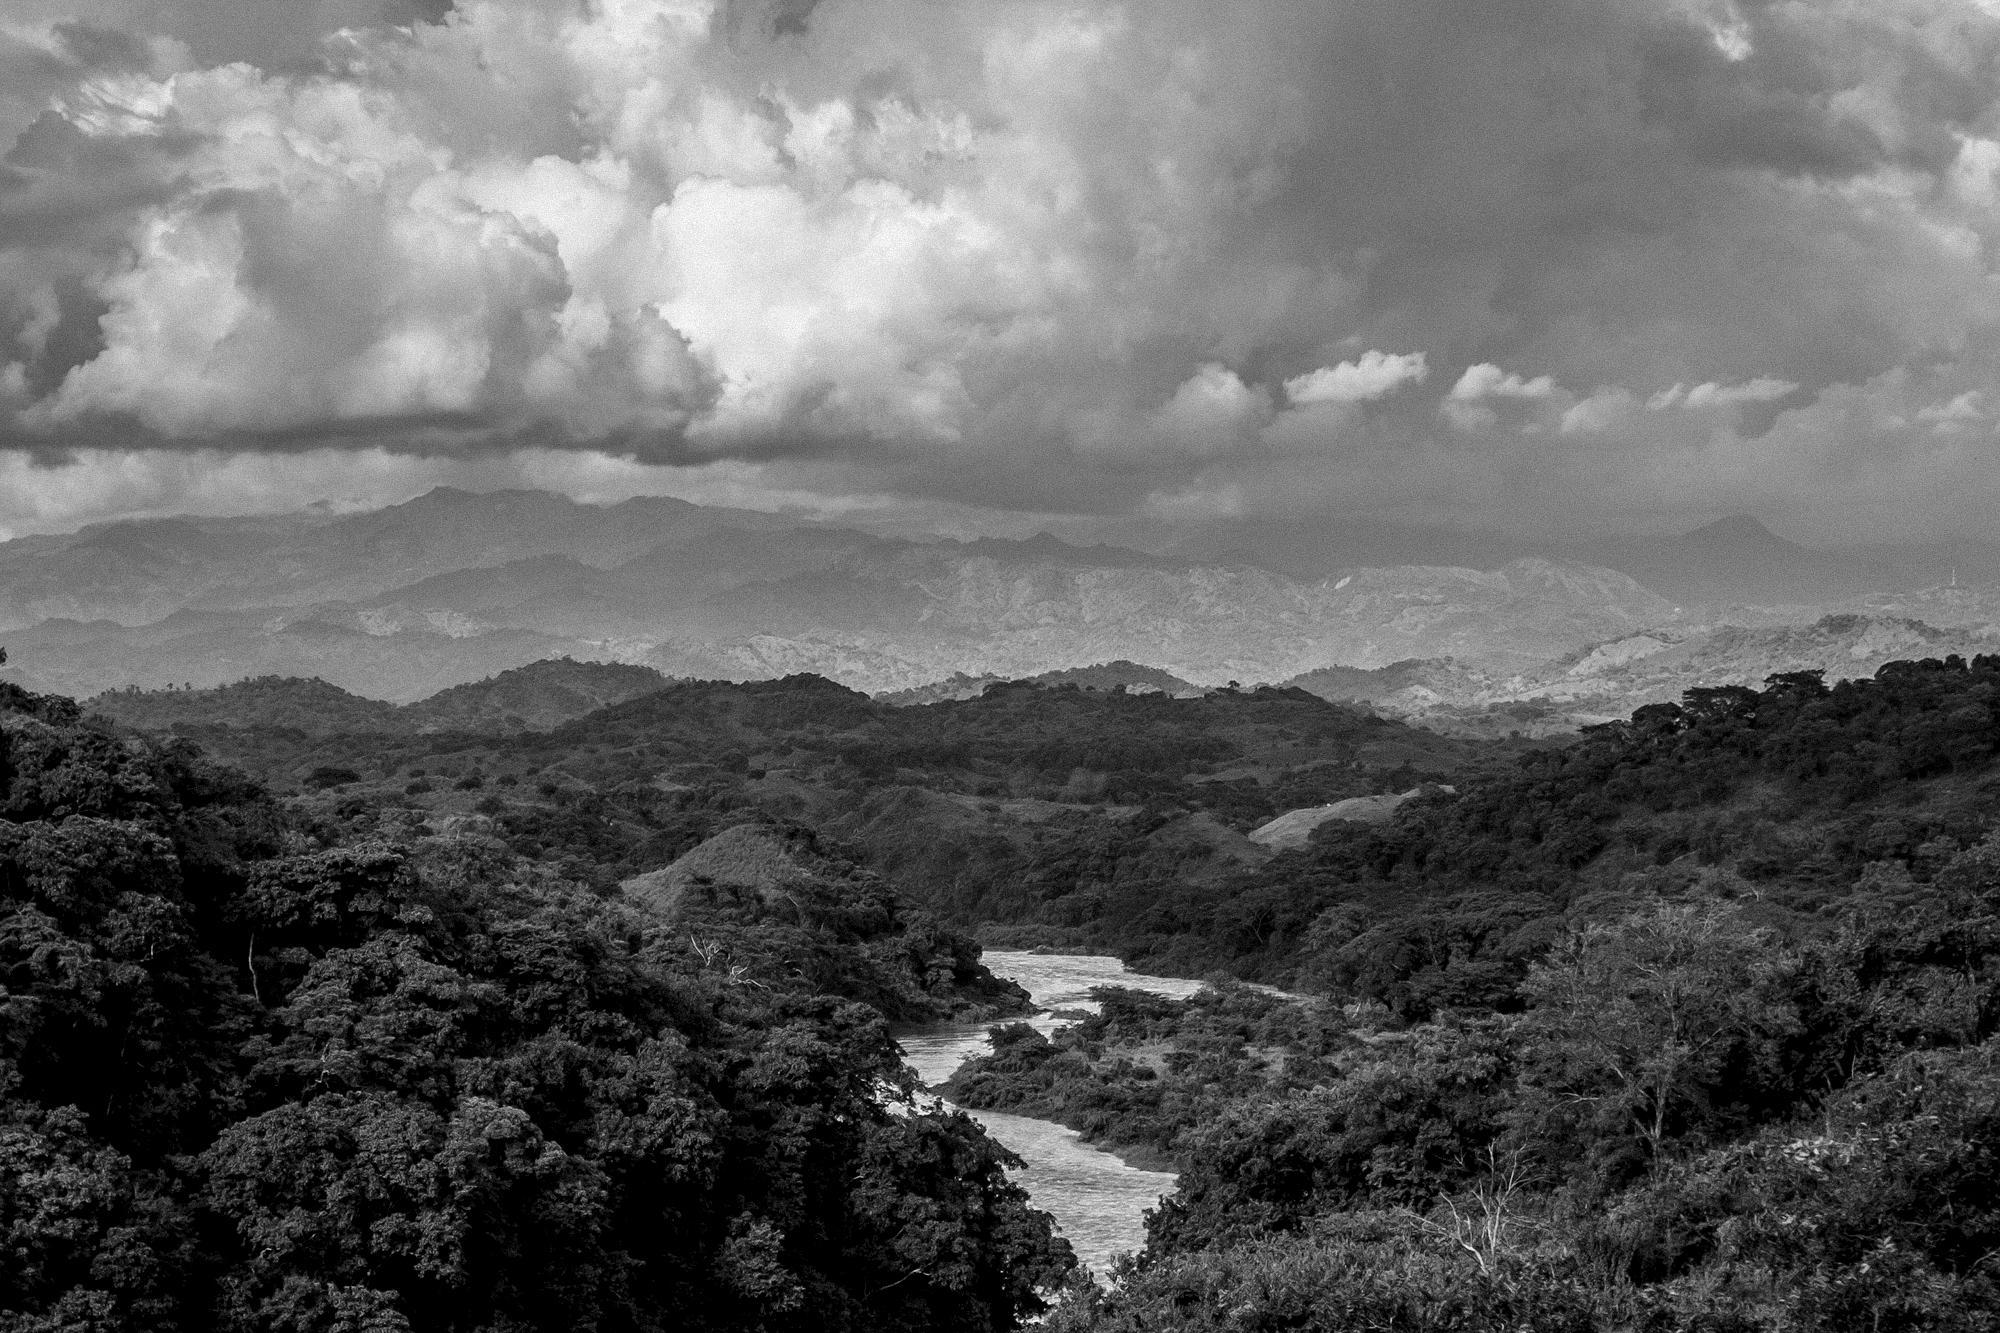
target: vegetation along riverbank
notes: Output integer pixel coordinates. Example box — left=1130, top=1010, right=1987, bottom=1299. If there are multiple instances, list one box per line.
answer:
left=5, top=653, right=2000, bottom=1329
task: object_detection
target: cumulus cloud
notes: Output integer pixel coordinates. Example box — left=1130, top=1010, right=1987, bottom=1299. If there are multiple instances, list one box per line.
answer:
left=1449, top=365, right=1559, bottom=402
left=1441, top=363, right=1559, bottom=430
left=1143, top=363, right=1270, bottom=458
left=1559, top=387, right=1640, bottom=436
left=5, top=0, right=2000, bottom=540
left=1284, top=350, right=1428, bottom=406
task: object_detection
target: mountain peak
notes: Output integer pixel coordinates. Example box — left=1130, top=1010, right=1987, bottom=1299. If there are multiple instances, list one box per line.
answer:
left=1683, top=515, right=1799, bottom=552
left=404, top=485, right=481, bottom=506
left=398, top=486, right=582, bottom=513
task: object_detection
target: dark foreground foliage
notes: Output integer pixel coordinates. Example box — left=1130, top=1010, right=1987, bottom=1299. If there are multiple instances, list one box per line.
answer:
left=0, top=683, right=1069, bottom=1333
left=42, top=652, right=2000, bottom=1330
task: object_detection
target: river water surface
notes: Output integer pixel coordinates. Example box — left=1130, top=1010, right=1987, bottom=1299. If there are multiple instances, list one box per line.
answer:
left=897, top=951, right=1205, bottom=1276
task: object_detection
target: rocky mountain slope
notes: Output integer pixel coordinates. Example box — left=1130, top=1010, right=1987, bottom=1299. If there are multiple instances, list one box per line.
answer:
left=1286, top=613, right=2000, bottom=735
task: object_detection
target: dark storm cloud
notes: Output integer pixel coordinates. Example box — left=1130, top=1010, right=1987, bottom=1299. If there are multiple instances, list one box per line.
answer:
left=3, top=0, right=2000, bottom=542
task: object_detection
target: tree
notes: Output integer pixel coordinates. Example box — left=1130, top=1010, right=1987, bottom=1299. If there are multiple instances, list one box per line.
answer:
left=1520, top=900, right=1797, bottom=1165
left=0, top=1106, right=195, bottom=1329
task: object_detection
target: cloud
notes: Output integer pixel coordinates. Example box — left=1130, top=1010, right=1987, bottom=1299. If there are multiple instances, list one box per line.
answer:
left=1143, top=362, right=1270, bottom=458
left=1441, top=363, right=1559, bottom=430
left=1449, top=364, right=1559, bottom=402
left=1672, top=377, right=1800, bottom=410
left=1559, top=386, right=1640, bottom=435
left=1284, top=350, right=1427, bottom=406
left=5, top=0, right=2000, bottom=540
left=1915, top=389, right=1987, bottom=431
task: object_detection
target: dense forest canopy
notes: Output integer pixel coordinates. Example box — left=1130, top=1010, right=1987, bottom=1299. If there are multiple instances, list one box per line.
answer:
left=0, top=680, right=1067, bottom=1332
left=9, top=652, right=2000, bottom=1330
left=79, top=671, right=1512, bottom=936
left=954, top=658, right=2000, bottom=1331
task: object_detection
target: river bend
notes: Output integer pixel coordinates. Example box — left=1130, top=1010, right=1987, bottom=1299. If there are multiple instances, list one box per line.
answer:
left=897, top=951, right=1204, bottom=1277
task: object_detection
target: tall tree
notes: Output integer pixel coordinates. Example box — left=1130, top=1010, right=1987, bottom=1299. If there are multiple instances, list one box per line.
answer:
left=1520, top=900, right=1797, bottom=1162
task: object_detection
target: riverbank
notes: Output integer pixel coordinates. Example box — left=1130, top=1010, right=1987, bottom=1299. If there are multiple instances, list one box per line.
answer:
left=894, top=950, right=1205, bottom=1275
left=940, top=978, right=1348, bottom=1171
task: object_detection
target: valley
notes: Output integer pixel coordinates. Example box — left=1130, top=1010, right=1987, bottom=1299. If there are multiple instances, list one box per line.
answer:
left=10, top=0, right=2000, bottom=1326
left=6, top=496, right=2000, bottom=1332
left=5, top=635, right=2000, bottom=1330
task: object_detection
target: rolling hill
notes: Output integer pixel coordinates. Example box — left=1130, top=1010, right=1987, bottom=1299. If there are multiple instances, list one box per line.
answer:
left=86, top=658, right=676, bottom=736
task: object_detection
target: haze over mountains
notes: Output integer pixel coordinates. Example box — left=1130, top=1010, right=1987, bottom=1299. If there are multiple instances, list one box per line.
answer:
left=1167, top=511, right=2000, bottom=606
left=0, top=487, right=1994, bottom=713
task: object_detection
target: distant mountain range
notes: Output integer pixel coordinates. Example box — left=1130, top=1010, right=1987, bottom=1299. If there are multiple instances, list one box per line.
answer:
left=2, top=488, right=1995, bottom=705
left=71, top=610, right=2000, bottom=762
left=1284, top=613, right=2000, bottom=735
left=1170, top=512, right=2000, bottom=606
left=1573, top=516, right=2000, bottom=607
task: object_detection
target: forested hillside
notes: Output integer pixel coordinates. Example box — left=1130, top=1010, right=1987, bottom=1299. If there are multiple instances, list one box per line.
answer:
left=86, top=658, right=675, bottom=737
left=82, top=673, right=1510, bottom=932
left=0, top=680, right=1067, bottom=1331
left=957, top=658, right=2000, bottom=1331
left=24, top=653, right=2000, bottom=1330
left=92, top=659, right=2000, bottom=1000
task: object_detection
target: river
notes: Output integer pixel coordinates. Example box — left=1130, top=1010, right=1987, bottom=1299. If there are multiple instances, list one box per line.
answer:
left=896, top=950, right=1206, bottom=1277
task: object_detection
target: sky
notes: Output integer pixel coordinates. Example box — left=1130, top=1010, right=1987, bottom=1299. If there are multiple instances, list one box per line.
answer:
left=4, top=0, right=2000, bottom=545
